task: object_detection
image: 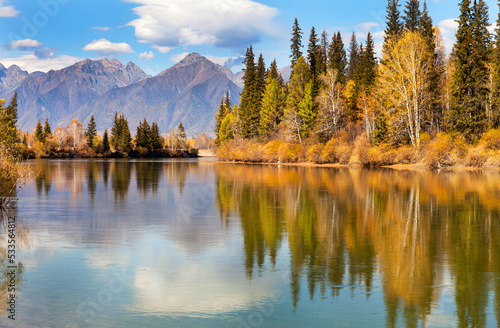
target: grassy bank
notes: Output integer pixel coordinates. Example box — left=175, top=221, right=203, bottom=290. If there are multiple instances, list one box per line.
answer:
left=217, top=130, right=500, bottom=169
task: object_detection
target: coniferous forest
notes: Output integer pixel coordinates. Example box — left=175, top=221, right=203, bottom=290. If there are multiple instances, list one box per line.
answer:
left=216, top=0, right=500, bottom=168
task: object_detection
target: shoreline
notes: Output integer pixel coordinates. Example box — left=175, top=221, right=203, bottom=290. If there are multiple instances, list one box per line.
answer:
left=214, top=160, right=500, bottom=171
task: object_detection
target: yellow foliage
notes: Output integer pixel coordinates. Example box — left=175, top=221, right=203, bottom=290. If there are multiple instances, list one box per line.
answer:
left=306, top=144, right=324, bottom=163
left=278, top=143, right=303, bottom=163
left=423, top=133, right=454, bottom=168
left=479, top=129, right=500, bottom=150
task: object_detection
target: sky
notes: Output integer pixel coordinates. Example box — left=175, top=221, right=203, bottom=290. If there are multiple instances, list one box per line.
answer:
left=0, top=0, right=498, bottom=76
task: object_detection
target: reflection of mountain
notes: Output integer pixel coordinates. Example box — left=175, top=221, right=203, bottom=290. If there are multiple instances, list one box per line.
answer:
left=216, top=165, right=500, bottom=327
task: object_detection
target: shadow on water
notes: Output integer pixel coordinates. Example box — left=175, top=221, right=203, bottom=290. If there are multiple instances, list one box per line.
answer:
left=215, top=165, right=500, bottom=327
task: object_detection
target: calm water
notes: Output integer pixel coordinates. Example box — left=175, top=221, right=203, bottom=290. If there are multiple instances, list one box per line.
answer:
left=2, top=159, right=500, bottom=327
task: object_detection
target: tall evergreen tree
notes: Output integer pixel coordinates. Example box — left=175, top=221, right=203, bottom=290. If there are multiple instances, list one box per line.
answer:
left=307, top=27, right=319, bottom=77
left=320, top=30, right=329, bottom=67
left=354, top=33, right=377, bottom=88
left=239, top=46, right=259, bottom=138
left=149, top=122, right=163, bottom=150
left=85, top=115, right=97, bottom=148
left=290, top=18, right=303, bottom=68
left=259, top=79, right=285, bottom=137
left=224, top=91, right=231, bottom=111
left=119, top=116, right=132, bottom=153
left=35, top=120, right=44, bottom=143
left=347, top=32, right=359, bottom=82
left=404, top=0, right=421, bottom=32
left=492, top=0, right=500, bottom=127
left=298, top=80, right=316, bottom=138
left=383, top=0, right=404, bottom=57
left=102, top=128, right=110, bottom=152
left=44, top=118, right=51, bottom=136
left=136, top=118, right=151, bottom=149
left=1, top=92, right=18, bottom=150
left=256, top=53, right=267, bottom=106
left=328, top=32, right=347, bottom=84
left=111, top=112, right=121, bottom=150
left=215, top=96, right=229, bottom=144
left=449, top=0, right=491, bottom=138
left=177, top=122, right=187, bottom=149
left=286, top=57, right=310, bottom=120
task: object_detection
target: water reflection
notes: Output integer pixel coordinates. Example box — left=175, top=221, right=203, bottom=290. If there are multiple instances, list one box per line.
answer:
left=216, top=165, right=500, bottom=327
left=17, top=160, right=500, bottom=327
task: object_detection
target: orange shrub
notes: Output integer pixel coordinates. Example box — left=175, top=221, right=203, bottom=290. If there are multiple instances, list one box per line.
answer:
left=263, top=140, right=283, bottom=162
left=306, top=144, right=323, bottom=163
left=464, top=146, right=488, bottom=168
left=278, top=143, right=303, bottom=163
left=395, top=145, right=419, bottom=164
left=480, top=129, right=500, bottom=150
left=423, top=133, right=454, bottom=168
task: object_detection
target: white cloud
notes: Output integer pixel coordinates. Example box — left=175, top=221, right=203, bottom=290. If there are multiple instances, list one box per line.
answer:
left=355, top=22, right=381, bottom=32
left=169, top=52, right=190, bottom=63
left=151, top=45, right=172, bottom=54
left=0, top=54, right=82, bottom=73
left=92, top=26, right=111, bottom=31
left=438, top=19, right=459, bottom=54
left=124, top=0, right=280, bottom=49
left=138, top=50, right=154, bottom=60
left=0, top=0, right=19, bottom=17
left=6, top=39, right=43, bottom=51
left=83, top=38, right=134, bottom=55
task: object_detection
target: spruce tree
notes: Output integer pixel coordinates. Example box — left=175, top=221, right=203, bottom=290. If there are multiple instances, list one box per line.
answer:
left=267, top=59, right=280, bottom=83
left=215, top=97, right=228, bottom=144
left=85, top=115, right=97, bottom=148
left=239, top=46, right=261, bottom=138
left=44, top=118, right=51, bottom=136
left=2, top=92, right=18, bottom=150
left=136, top=118, right=150, bottom=149
left=119, top=116, right=132, bottom=153
left=449, top=0, right=490, bottom=138
left=307, top=27, right=319, bottom=77
left=383, top=0, right=403, bottom=57
left=404, top=0, right=421, bottom=32
left=256, top=54, right=267, bottom=107
left=290, top=18, right=303, bottom=68
left=149, top=122, right=163, bottom=150
left=111, top=112, right=121, bottom=150
left=320, top=30, right=329, bottom=68
left=35, top=120, right=45, bottom=143
left=347, top=32, right=359, bottom=82
left=224, top=91, right=231, bottom=111
left=177, top=122, right=187, bottom=149
left=328, top=32, right=347, bottom=84
left=354, top=33, right=377, bottom=89
left=259, top=79, right=285, bottom=137
left=103, top=128, right=110, bottom=152
left=492, top=0, right=500, bottom=127
left=286, top=57, right=310, bottom=119
left=298, top=80, right=316, bottom=138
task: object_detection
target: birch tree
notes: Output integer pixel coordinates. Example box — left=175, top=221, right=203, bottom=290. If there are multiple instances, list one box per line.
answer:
left=315, top=69, right=346, bottom=140
left=378, top=31, right=432, bottom=147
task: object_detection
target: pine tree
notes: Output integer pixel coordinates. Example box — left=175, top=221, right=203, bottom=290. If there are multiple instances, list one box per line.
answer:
left=420, top=0, right=442, bottom=132
left=149, top=122, right=163, bottom=150
left=111, top=112, right=121, bottom=150
left=290, top=18, right=303, bottom=68
left=136, top=118, right=151, bottom=149
left=177, top=122, right=187, bottom=149
left=102, top=128, right=110, bottom=152
left=259, top=78, right=285, bottom=136
left=285, top=56, right=310, bottom=138
left=307, top=27, right=319, bottom=77
left=298, top=80, right=316, bottom=138
left=347, top=32, right=359, bottom=82
left=239, top=46, right=260, bottom=138
left=224, top=91, right=231, bottom=111
left=35, top=120, right=45, bottom=143
left=215, top=96, right=228, bottom=144
left=492, top=0, right=500, bottom=127
left=256, top=53, right=267, bottom=106
left=44, top=118, right=51, bottom=136
left=119, top=116, right=132, bottom=153
left=354, top=33, right=377, bottom=88
left=85, top=115, right=97, bottom=148
left=383, top=0, right=403, bottom=57
left=267, top=59, right=280, bottom=83
left=320, top=30, right=329, bottom=68
left=1, top=92, right=18, bottom=150
left=449, top=0, right=490, bottom=138
left=404, top=0, right=421, bottom=32
left=328, top=32, right=347, bottom=84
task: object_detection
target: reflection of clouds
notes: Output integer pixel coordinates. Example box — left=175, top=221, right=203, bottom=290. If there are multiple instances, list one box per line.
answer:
left=131, top=263, right=274, bottom=316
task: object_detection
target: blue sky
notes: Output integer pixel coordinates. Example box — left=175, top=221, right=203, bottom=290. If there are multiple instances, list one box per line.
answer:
left=0, top=0, right=498, bottom=75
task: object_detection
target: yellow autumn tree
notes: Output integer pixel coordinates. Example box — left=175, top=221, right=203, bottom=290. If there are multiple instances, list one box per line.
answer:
left=378, top=32, right=433, bottom=148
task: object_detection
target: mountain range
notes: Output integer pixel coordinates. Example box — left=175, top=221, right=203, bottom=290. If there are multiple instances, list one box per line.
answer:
left=0, top=53, right=292, bottom=137
left=0, top=53, right=243, bottom=136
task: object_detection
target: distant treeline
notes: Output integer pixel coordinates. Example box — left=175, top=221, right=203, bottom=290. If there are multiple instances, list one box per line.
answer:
left=2, top=93, right=214, bottom=159
left=215, top=0, right=500, bottom=168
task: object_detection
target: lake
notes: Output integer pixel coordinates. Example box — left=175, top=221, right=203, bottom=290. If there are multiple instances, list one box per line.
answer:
left=2, top=159, right=500, bottom=327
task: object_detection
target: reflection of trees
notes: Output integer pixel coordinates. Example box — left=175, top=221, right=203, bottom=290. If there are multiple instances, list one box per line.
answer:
left=111, top=161, right=131, bottom=201
left=216, top=166, right=500, bottom=327
left=136, top=161, right=160, bottom=197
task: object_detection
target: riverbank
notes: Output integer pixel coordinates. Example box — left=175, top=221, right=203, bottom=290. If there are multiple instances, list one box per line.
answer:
left=22, top=148, right=200, bottom=159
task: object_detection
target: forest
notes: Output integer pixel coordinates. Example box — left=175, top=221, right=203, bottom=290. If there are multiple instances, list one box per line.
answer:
left=215, top=0, right=500, bottom=168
